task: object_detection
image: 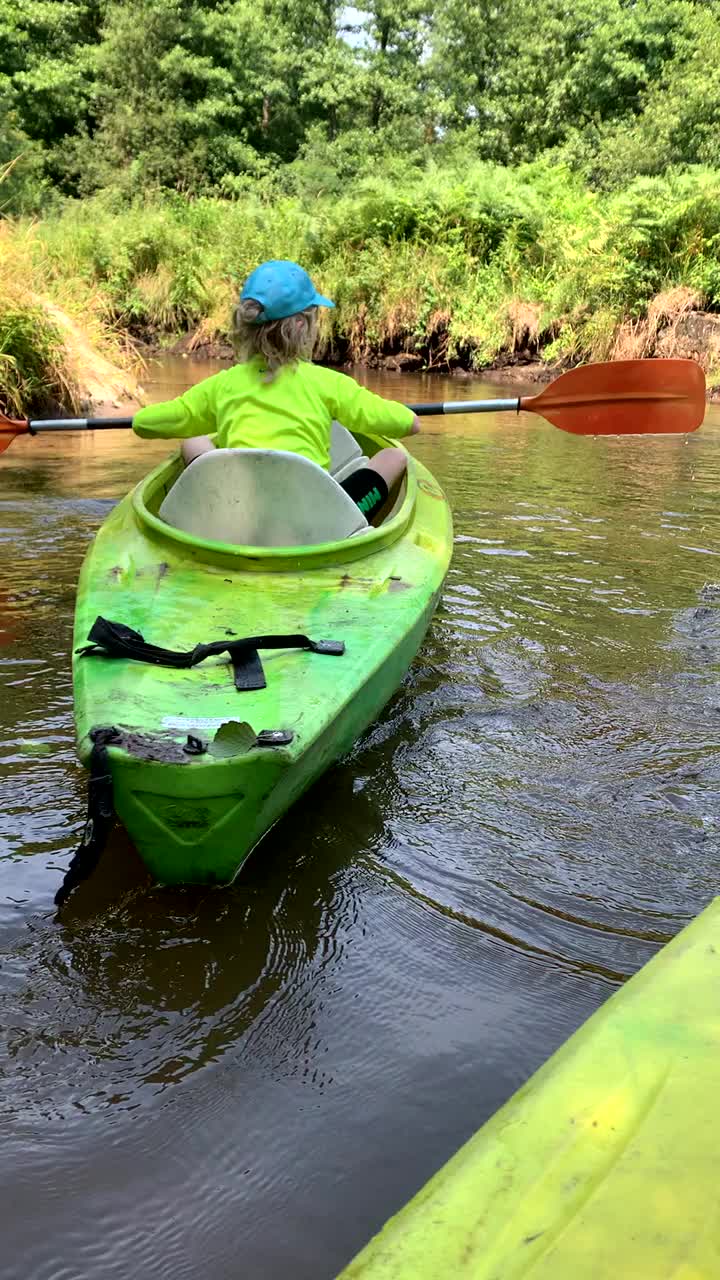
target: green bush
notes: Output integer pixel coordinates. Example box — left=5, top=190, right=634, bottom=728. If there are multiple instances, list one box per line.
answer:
left=4, top=156, right=720, bottom=399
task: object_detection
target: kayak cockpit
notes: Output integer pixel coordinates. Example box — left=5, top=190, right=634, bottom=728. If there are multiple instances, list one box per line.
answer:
left=157, top=448, right=370, bottom=547
left=132, top=427, right=416, bottom=569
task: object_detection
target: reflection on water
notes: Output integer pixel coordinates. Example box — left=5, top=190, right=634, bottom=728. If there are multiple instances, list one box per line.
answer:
left=1, top=357, right=719, bottom=1279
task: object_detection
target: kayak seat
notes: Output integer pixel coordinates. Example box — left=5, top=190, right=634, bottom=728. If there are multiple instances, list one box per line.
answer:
left=329, top=422, right=369, bottom=483
left=158, top=448, right=369, bottom=547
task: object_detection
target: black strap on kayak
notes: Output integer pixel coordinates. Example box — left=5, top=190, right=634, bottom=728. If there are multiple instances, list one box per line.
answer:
left=54, top=726, right=120, bottom=908
left=76, top=616, right=345, bottom=692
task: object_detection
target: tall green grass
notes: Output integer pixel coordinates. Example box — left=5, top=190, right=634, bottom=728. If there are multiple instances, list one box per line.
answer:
left=0, top=225, right=82, bottom=415
left=0, top=306, right=71, bottom=416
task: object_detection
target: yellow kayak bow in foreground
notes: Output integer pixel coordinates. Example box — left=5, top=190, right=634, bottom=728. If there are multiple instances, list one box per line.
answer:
left=339, top=898, right=720, bottom=1278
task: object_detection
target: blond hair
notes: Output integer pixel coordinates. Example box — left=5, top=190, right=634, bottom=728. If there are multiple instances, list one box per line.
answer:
left=232, top=299, right=319, bottom=375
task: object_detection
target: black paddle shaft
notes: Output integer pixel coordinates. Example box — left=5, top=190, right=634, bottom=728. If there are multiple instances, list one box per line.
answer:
left=28, top=416, right=135, bottom=432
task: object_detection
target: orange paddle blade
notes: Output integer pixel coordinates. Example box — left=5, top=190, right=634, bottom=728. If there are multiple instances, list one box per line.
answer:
left=0, top=409, right=29, bottom=454
left=521, top=359, right=706, bottom=435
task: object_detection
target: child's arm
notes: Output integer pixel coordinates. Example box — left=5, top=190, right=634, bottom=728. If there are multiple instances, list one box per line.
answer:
left=325, top=371, right=420, bottom=440
left=133, top=373, right=222, bottom=440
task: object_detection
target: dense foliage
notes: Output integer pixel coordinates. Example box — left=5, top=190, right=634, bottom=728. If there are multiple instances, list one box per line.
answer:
left=2, top=0, right=720, bottom=410
left=3, top=160, right=719, bottom=397
left=1, top=0, right=720, bottom=209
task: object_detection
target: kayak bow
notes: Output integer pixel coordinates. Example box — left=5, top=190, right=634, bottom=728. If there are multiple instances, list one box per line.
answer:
left=337, top=898, right=720, bottom=1278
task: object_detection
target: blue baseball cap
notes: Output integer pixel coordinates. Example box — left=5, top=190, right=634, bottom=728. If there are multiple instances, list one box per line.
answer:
left=240, top=260, right=335, bottom=323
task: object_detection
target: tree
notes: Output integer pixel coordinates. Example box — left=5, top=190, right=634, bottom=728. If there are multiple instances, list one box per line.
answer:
left=0, top=2, right=105, bottom=172
left=353, top=0, right=435, bottom=132
left=84, top=0, right=364, bottom=192
left=431, top=0, right=711, bottom=163
left=2, top=0, right=720, bottom=208
left=571, top=4, right=720, bottom=185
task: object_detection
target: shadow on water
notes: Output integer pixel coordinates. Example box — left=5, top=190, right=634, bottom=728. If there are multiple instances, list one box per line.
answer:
left=1, top=360, right=720, bottom=1279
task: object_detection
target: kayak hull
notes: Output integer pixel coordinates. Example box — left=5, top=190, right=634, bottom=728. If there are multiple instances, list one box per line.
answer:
left=73, top=437, right=452, bottom=885
left=337, top=898, right=720, bottom=1279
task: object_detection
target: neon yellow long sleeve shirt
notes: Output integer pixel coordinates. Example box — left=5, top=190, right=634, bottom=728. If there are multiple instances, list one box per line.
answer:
left=133, top=357, right=415, bottom=470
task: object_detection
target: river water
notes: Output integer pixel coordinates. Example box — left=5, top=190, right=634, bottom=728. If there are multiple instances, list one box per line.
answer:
left=1, top=358, right=719, bottom=1279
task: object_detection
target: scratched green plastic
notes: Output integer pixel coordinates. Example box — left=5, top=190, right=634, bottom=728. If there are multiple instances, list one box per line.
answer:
left=73, top=437, right=453, bottom=884
left=338, top=897, right=720, bottom=1279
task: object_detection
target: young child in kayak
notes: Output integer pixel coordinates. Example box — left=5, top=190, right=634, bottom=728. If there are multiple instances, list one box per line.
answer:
left=133, top=259, right=420, bottom=521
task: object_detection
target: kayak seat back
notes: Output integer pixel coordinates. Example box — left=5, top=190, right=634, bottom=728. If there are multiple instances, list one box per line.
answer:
left=329, top=422, right=369, bottom=483
left=158, top=448, right=369, bottom=547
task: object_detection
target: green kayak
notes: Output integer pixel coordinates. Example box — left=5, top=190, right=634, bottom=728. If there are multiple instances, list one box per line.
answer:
left=71, top=430, right=452, bottom=887
left=338, top=897, right=720, bottom=1278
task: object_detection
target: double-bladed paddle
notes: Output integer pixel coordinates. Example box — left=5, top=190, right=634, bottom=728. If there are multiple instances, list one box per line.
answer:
left=0, top=358, right=706, bottom=455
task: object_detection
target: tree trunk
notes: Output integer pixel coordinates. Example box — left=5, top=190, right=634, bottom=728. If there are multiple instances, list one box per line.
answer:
left=370, top=18, right=392, bottom=129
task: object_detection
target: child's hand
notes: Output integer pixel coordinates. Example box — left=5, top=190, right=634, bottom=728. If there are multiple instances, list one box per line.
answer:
left=409, top=416, right=421, bottom=436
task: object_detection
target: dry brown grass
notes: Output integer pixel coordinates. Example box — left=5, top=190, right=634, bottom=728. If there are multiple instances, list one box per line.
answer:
left=424, top=307, right=451, bottom=366
left=379, top=293, right=424, bottom=350
left=33, top=297, right=141, bottom=410
left=611, top=286, right=704, bottom=360
left=346, top=302, right=372, bottom=362
left=507, top=299, right=542, bottom=352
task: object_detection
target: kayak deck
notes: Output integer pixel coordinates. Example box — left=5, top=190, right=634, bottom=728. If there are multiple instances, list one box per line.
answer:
left=72, top=436, right=453, bottom=884
left=337, top=897, right=720, bottom=1278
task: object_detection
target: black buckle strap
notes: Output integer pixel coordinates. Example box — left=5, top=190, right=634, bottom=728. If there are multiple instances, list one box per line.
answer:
left=54, top=726, right=120, bottom=908
left=77, top=617, right=345, bottom=692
